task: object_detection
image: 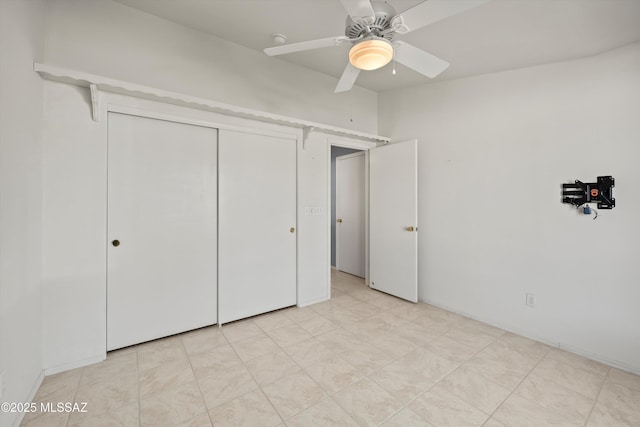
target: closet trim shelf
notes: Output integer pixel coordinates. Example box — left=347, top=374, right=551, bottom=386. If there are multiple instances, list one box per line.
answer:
left=34, top=62, right=390, bottom=145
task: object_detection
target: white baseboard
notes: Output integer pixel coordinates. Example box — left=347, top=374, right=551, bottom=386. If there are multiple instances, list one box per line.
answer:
left=44, top=354, right=105, bottom=376
left=13, top=370, right=45, bottom=427
left=297, top=295, right=330, bottom=308
left=421, top=298, right=640, bottom=376
left=14, top=355, right=107, bottom=426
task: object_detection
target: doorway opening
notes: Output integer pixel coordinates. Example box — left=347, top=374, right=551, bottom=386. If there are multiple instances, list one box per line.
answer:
left=326, top=139, right=419, bottom=304
left=330, top=145, right=368, bottom=295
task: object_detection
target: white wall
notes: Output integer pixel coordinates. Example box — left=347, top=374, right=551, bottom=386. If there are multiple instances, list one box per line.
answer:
left=0, top=0, right=46, bottom=425
left=43, top=0, right=378, bottom=134
left=378, top=42, right=640, bottom=373
left=297, top=132, right=332, bottom=307
left=41, top=82, right=108, bottom=372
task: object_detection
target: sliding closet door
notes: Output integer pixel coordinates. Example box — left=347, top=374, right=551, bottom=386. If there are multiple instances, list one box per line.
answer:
left=107, top=113, right=218, bottom=350
left=218, top=129, right=297, bottom=324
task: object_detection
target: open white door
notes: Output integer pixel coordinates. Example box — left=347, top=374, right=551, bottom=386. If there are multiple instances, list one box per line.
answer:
left=369, top=140, right=418, bottom=302
left=336, top=152, right=366, bottom=278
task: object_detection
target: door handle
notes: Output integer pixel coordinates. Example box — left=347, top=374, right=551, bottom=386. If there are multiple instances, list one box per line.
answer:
left=112, top=239, right=120, bottom=247
left=405, top=226, right=415, bottom=232
left=290, top=227, right=295, bottom=233
left=337, top=219, right=343, bottom=223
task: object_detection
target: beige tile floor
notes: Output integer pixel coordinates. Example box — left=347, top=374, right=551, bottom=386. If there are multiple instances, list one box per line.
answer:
left=22, top=270, right=640, bottom=427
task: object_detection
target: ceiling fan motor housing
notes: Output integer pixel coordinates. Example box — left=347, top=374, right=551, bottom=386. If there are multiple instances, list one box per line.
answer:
left=345, top=1, right=396, bottom=41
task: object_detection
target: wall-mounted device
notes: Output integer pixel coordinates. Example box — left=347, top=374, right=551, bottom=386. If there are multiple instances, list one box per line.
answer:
left=562, top=176, right=615, bottom=209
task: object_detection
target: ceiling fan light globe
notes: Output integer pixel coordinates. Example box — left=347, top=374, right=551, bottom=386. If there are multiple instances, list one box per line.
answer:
left=349, top=39, right=393, bottom=71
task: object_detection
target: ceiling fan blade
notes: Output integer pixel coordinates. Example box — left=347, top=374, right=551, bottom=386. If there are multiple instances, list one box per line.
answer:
left=264, top=36, right=346, bottom=56
left=393, top=0, right=490, bottom=33
left=393, top=41, right=449, bottom=78
left=335, top=63, right=361, bottom=93
left=339, top=0, right=375, bottom=21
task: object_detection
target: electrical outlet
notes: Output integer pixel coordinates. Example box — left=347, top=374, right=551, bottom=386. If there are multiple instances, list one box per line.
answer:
left=526, top=293, right=536, bottom=308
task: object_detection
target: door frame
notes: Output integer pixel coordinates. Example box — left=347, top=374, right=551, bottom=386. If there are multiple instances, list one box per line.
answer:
left=327, top=137, right=377, bottom=294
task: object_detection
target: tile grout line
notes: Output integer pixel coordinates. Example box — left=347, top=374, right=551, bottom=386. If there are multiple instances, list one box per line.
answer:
left=64, top=347, right=139, bottom=426
left=285, top=303, right=372, bottom=423
left=323, top=279, right=440, bottom=425
left=257, top=310, right=352, bottom=424
left=255, top=278, right=381, bottom=424
left=538, top=353, right=611, bottom=402
left=135, top=347, right=140, bottom=426
left=63, top=366, right=84, bottom=427
left=329, top=279, right=443, bottom=425
left=147, top=286, right=420, bottom=423
left=221, top=321, right=287, bottom=426
left=370, top=328, right=502, bottom=426
left=179, top=333, right=215, bottom=427
left=484, top=345, right=552, bottom=425
left=582, top=367, right=610, bottom=427
left=136, top=345, right=142, bottom=426
left=186, top=287, right=381, bottom=426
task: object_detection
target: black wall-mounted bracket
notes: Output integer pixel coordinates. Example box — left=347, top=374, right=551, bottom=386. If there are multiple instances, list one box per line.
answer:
left=562, top=176, right=615, bottom=209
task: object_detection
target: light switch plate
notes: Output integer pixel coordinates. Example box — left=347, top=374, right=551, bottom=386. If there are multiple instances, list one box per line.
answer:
left=526, top=293, right=536, bottom=308
left=304, top=207, right=323, bottom=216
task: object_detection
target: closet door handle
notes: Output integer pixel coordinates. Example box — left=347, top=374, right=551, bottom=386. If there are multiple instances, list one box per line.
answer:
left=337, top=219, right=343, bottom=223
left=290, top=227, right=295, bottom=233
left=112, top=239, right=120, bottom=247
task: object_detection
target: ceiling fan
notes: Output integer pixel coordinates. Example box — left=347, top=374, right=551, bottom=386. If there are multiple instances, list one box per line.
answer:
left=264, top=0, right=489, bottom=92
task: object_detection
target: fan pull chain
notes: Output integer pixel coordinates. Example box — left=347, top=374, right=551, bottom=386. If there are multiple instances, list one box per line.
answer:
left=392, top=47, right=397, bottom=75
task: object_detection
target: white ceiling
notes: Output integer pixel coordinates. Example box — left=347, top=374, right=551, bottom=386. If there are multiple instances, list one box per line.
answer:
left=114, top=0, right=640, bottom=92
